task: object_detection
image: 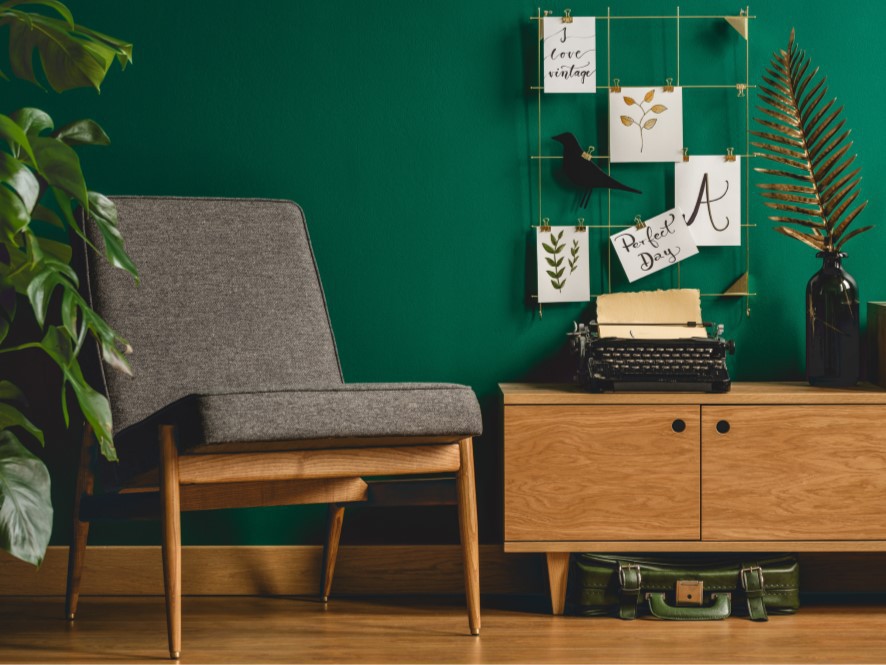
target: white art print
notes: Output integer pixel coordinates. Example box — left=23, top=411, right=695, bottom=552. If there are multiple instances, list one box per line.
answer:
left=610, top=207, right=699, bottom=282
left=543, top=17, right=596, bottom=93
left=674, top=155, right=742, bottom=246
left=537, top=226, right=591, bottom=303
left=609, top=87, right=684, bottom=163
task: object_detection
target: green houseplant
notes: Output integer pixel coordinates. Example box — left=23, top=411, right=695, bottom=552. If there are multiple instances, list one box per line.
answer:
left=0, top=1, right=135, bottom=565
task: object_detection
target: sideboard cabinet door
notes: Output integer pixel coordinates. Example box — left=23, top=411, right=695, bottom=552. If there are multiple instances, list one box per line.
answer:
left=702, top=406, right=886, bottom=540
left=504, top=406, right=700, bottom=542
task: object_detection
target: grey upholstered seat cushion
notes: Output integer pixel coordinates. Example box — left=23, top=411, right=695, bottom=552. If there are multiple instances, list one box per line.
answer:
left=109, top=383, right=482, bottom=485
left=188, top=383, right=482, bottom=444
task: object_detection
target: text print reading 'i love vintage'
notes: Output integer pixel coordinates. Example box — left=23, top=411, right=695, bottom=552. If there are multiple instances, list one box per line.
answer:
left=543, top=16, right=596, bottom=93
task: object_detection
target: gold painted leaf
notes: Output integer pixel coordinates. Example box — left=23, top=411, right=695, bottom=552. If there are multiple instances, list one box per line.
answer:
left=817, top=154, right=856, bottom=192
left=749, top=130, right=805, bottom=150
left=764, top=201, right=823, bottom=217
left=650, top=104, right=667, bottom=114
left=802, top=96, right=836, bottom=130
left=758, top=93, right=797, bottom=118
left=644, top=89, right=655, bottom=102
left=812, top=142, right=852, bottom=182
left=808, top=122, right=847, bottom=160
left=760, top=191, right=819, bottom=205
left=761, top=75, right=791, bottom=98
left=767, top=215, right=825, bottom=230
left=750, top=140, right=806, bottom=161
left=836, top=223, right=873, bottom=250
left=774, top=225, right=825, bottom=250
left=757, top=105, right=800, bottom=128
left=827, top=190, right=860, bottom=229
left=759, top=85, right=793, bottom=105
left=754, top=166, right=814, bottom=182
left=797, top=72, right=824, bottom=108
left=757, top=29, right=870, bottom=251
left=820, top=169, right=860, bottom=204
left=771, top=215, right=824, bottom=227
left=822, top=179, right=858, bottom=217
left=623, top=96, right=636, bottom=106
left=757, top=182, right=817, bottom=194
left=620, top=115, right=634, bottom=127
left=809, top=129, right=849, bottom=171
left=754, top=118, right=803, bottom=139
left=799, top=81, right=827, bottom=121
left=758, top=152, right=808, bottom=171
left=643, top=118, right=657, bottom=130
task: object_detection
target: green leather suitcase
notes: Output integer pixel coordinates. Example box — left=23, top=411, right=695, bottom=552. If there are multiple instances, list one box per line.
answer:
left=572, top=554, right=799, bottom=621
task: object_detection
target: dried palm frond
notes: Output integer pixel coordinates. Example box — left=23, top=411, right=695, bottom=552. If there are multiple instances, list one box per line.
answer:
left=752, top=29, right=871, bottom=252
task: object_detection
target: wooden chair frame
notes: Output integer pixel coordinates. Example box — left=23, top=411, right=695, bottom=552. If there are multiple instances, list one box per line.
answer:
left=65, top=424, right=480, bottom=659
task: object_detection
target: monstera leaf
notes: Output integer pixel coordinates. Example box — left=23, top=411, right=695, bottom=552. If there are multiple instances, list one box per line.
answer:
left=752, top=29, right=871, bottom=251
left=0, top=430, right=52, bottom=566
left=0, top=1, right=135, bottom=566
left=0, top=0, right=132, bottom=92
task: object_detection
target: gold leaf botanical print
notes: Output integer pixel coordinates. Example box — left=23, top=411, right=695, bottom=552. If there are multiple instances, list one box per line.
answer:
left=619, top=89, right=668, bottom=152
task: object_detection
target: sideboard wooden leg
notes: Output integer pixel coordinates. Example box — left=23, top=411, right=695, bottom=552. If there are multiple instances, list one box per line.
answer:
left=546, top=552, right=570, bottom=615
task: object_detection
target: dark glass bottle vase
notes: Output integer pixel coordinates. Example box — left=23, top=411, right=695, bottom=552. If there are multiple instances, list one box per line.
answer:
left=806, top=251, right=859, bottom=386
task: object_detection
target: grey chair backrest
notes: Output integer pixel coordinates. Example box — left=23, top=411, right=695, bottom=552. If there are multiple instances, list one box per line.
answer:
left=84, top=197, right=343, bottom=435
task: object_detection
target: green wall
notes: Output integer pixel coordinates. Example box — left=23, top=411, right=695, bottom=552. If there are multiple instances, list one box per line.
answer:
left=8, top=1, right=885, bottom=546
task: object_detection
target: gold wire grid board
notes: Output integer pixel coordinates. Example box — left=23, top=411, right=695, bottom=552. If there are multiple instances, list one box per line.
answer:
left=529, top=6, right=757, bottom=316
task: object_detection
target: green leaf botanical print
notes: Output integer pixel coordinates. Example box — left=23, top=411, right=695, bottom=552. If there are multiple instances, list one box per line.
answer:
left=619, top=89, right=667, bottom=152
left=568, top=238, right=580, bottom=273
left=543, top=230, right=567, bottom=291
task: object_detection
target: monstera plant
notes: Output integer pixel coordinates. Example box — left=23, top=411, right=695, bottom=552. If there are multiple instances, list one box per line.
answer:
left=0, top=2, right=135, bottom=565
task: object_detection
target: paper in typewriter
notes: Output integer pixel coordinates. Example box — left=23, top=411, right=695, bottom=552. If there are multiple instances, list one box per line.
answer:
left=597, top=288, right=703, bottom=339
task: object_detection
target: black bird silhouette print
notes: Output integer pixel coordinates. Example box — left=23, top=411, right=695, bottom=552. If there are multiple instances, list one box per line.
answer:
left=553, top=132, right=642, bottom=208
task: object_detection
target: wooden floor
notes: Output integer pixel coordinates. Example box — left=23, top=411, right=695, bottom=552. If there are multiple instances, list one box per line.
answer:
left=2, top=596, right=886, bottom=664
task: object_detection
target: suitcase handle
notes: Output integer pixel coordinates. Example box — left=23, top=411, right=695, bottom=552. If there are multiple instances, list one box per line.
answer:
left=646, top=592, right=731, bottom=620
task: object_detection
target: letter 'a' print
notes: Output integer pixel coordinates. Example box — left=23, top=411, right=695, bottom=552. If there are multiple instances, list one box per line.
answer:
left=674, top=155, right=742, bottom=246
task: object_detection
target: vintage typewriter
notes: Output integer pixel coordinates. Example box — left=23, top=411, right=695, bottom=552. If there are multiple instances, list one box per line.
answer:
left=569, top=321, right=735, bottom=393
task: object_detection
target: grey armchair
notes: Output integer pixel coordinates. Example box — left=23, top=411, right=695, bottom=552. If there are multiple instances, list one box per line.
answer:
left=65, top=197, right=482, bottom=659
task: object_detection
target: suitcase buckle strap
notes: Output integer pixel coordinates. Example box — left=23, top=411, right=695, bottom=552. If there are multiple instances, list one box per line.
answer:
left=618, top=563, right=642, bottom=592
left=617, top=563, right=642, bottom=619
left=740, top=564, right=768, bottom=622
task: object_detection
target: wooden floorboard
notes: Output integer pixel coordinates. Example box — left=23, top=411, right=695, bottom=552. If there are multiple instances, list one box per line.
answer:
left=2, top=596, right=886, bottom=664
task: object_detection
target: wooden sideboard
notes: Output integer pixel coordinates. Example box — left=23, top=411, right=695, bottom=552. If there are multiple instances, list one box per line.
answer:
left=500, top=382, right=886, bottom=614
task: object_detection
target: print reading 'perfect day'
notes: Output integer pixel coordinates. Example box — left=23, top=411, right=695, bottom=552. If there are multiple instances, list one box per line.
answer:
left=543, top=17, right=596, bottom=93
left=610, top=207, right=699, bottom=283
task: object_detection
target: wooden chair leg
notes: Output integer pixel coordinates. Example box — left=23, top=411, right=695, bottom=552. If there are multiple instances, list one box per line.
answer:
left=456, top=437, right=480, bottom=636
left=65, top=425, right=95, bottom=620
left=159, top=425, right=182, bottom=660
left=321, top=503, right=345, bottom=602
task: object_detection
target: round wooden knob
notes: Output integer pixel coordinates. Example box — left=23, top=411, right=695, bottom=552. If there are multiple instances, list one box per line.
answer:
left=716, top=420, right=730, bottom=434
left=672, top=419, right=686, bottom=433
